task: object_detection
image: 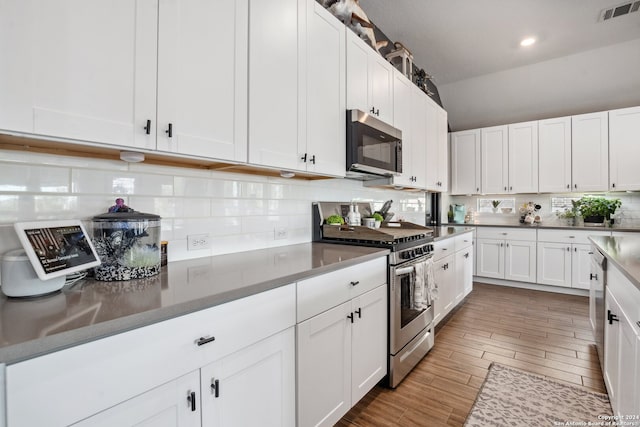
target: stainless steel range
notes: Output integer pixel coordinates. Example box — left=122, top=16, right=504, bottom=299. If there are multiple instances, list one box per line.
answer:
left=313, top=201, right=435, bottom=388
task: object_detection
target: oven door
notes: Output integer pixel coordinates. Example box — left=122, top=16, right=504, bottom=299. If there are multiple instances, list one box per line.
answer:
left=389, top=255, right=434, bottom=355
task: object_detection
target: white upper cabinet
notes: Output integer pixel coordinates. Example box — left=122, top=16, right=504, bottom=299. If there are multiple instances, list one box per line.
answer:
left=425, top=97, right=448, bottom=192
left=409, top=85, right=428, bottom=188
left=0, top=0, right=158, bottom=150
left=298, top=0, right=346, bottom=176
left=481, top=125, right=509, bottom=194
left=156, top=0, right=248, bottom=162
left=508, top=121, right=538, bottom=193
left=609, top=106, right=640, bottom=191
left=571, top=111, right=609, bottom=192
left=392, top=70, right=416, bottom=188
left=538, top=116, right=572, bottom=193
left=248, top=0, right=300, bottom=170
left=450, top=129, right=481, bottom=195
left=346, top=30, right=393, bottom=125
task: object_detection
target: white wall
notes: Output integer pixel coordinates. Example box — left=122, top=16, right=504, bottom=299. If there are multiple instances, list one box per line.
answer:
left=0, top=150, right=427, bottom=263
left=439, top=38, right=640, bottom=131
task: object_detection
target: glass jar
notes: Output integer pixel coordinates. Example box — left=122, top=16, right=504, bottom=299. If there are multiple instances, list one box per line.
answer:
left=92, top=211, right=161, bottom=281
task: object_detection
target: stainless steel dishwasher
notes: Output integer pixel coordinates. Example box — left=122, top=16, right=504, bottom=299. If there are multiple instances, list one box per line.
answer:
left=589, top=246, right=606, bottom=369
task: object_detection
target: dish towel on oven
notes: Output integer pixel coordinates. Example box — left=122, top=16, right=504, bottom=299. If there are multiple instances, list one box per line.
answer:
left=425, top=257, right=437, bottom=303
left=413, top=259, right=434, bottom=310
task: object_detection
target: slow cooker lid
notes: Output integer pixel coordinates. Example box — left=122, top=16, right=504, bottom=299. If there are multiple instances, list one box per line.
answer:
left=93, top=211, right=161, bottom=221
left=1, top=248, right=29, bottom=261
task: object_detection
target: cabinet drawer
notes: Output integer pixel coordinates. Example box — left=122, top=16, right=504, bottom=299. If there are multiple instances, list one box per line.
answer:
left=297, top=257, right=387, bottom=322
left=476, top=227, right=536, bottom=241
left=6, top=284, right=296, bottom=427
left=538, top=229, right=610, bottom=245
left=433, top=238, right=455, bottom=261
left=454, top=232, right=473, bottom=251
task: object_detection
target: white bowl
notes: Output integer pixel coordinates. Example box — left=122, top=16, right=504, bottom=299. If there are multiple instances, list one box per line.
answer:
left=501, top=207, right=513, bottom=214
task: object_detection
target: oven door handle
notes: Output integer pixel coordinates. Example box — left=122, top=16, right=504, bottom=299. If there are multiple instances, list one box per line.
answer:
left=395, top=266, right=415, bottom=276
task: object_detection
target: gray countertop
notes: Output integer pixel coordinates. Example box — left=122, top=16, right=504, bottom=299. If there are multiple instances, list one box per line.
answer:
left=444, top=222, right=640, bottom=232
left=432, top=226, right=475, bottom=241
left=0, top=242, right=388, bottom=365
left=589, top=236, right=640, bottom=292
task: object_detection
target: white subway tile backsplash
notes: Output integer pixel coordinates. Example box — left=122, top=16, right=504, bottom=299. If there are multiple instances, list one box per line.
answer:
left=0, top=164, right=70, bottom=193
left=72, top=170, right=174, bottom=196
left=0, top=151, right=428, bottom=263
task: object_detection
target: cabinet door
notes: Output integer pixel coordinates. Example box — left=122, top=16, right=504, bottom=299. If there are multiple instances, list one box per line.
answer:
left=351, top=285, right=387, bottom=404
left=156, top=0, right=248, bottom=162
left=572, top=111, right=609, bottom=192
left=392, top=70, right=415, bottom=187
left=346, top=30, right=370, bottom=115
left=0, top=0, right=157, bottom=149
left=538, top=116, right=571, bottom=193
left=481, top=125, right=509, bottom=194
left=72, top=371, right=201, bottom=427
left=508, top=121, right=538, bottom=193
left=504, top=240, right=536, bottom=283
left=368, top=52, right=394, bottom=125
left=571, top=244, right=592, bottom=290
left=297, top=301, right=351, bottom=427
left=456, top=246, right=473, bottom=302
left=450, top=129, right=481, bottom=195
left=475, top=238, right=504, bottom=279
left=410, top=86, right=428, bottom=188
left=248, top=0, right=300, bottom=170
left=617, top=312, right=638, bottom=418
left=537, top=242, right=571, bottom=288
left=301, top=0, right=346, bottom=177
left=604, top=288, right=620, bottom=411
left=609, top=106, right=640, bottom=191
left=201, top=328, right=295, bottom=427
left=424, top=95, right=439, bottom=191
left=433, top=254, right=456, bottom=325
left=436, top=106, right=449, bottom=192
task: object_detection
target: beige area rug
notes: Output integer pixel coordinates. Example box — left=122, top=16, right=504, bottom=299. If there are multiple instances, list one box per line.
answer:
left=464, top=363, right=612, bottom=427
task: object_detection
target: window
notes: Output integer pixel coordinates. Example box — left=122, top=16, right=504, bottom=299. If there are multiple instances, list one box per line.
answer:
left=477, top=198, right=515, bottom=213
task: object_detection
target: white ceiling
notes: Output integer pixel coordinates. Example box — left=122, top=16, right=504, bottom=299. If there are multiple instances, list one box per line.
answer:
left=360, top=0, right=640, bottom=86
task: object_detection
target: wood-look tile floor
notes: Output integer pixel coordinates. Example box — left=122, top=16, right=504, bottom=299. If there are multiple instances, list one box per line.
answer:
left=337, top=283, right=607, bottom=427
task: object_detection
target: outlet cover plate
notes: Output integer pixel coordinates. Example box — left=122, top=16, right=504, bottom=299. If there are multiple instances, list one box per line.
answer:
left=187, top=234, right=211, bottom=251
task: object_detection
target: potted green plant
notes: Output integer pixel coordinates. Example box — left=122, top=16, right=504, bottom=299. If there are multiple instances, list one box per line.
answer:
left=491, top=200, right=501, bottom=213
left=372, top=213, right=384, bottom=228
left=325, top=214, right=345, bottom=226
left=574, top=197, right=621, bottom=226
left=556, top=208, right=577, bottom=226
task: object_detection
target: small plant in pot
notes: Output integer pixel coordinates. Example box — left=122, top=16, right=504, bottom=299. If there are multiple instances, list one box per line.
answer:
left=325, top=214, right=345, bottom=226
left=574, top=196, right=621, bottom=226
left=556, top=209, right=577, bottom=226
left=491, top=200, right=500, bottom=213
left=372, top=213, right=384, bottom=228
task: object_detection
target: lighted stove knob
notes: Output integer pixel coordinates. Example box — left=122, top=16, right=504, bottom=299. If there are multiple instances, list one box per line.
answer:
left=415, top=247, right=423, bottom=256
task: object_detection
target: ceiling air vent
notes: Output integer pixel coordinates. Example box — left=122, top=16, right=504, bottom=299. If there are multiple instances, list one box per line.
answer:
left=599, top=1, right=640, bottom=21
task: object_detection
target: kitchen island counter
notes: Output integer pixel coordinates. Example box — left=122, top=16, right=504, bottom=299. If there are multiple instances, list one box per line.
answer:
left=0, top=242, right=388, bottom=364
left=432, top=225, right=475, bottom=241
left=589, top=235, right=640, bottom=292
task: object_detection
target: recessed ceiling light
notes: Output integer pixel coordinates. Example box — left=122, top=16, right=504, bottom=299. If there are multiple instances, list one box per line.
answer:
left=520, top=37, right=536, bottom=47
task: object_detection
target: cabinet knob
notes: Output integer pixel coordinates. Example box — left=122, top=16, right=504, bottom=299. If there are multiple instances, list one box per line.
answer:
left=301, top=153, right=307, bottom=163
left=464, top=252, right=469, bottom=258
left=347, top=313, right=354, bottom=323
left=196, top=336, right=216, bottom=346
left=187, top=391, right=197, bottom=412
left=574, top=184, right=577, bottom=189
left=144, top=119, right=151, bottom=135
left=509, top=186, right=512, bottom=191
left=612, top=183, right=616, bottom=189
left=590, top=273, right=598, bottom=280
left=350, top=281, right=359, bottom=286
left=355, top=308, right=362, bottom=318
left=309, top=154, right=316, bottom=164
left=608, top=310, right=619, bottom=325
left=567, top=247, right=570, bottom=252
left=165, top=123, right=173, bottom=138
left=476, top=187, right=479, bottom=192
left=211, top=379, right=220, bottom=398
left=566, top=184, right=570, bottom=189
left=504, top=186, right=507, bottom=191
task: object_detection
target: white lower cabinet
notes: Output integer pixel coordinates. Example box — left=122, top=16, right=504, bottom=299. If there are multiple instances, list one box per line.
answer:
left=5, top=284, right=296, bottom=427
left=433, top=254, right=455, bottom=326
left=296, top=256, right=387, bottom=427
left=455, top=245, right=474, bottom=304
left=475, top=228, right=536, bottom=283
left=537, top=229, right=610, bottom=289
left=73, top=329, right=295, bottom=427
left=603, top=263, right=640, bottom=417
left=297, top=284, right=387, bottom=427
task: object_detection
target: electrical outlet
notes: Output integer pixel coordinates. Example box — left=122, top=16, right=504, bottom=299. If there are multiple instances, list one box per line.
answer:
left=274, top=227, right=288, bottom=240
left=187, top=234, right=211, bottom=251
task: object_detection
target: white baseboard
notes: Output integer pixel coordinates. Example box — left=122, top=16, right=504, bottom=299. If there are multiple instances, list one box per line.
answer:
left=473, top=276, right=589, bottom=297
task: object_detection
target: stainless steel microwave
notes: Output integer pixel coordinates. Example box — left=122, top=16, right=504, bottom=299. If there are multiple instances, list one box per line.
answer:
left=346, top=109, right=402, bottom=177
